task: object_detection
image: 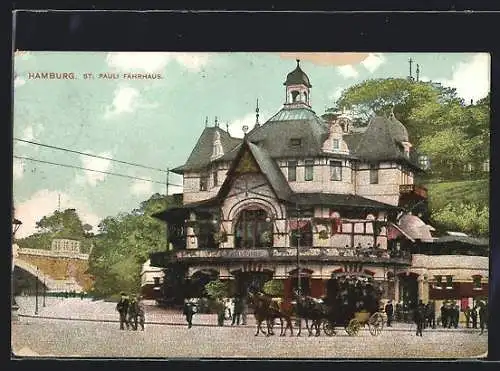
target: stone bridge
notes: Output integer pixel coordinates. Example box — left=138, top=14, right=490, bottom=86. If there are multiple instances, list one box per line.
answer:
left=12, top=244, right=94, bottom=293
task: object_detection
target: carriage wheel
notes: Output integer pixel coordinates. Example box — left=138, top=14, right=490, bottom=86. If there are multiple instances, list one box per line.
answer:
left=368, top=313, right=384, bottom=336
left=322, top=319, right=336, bottom=336
left=347, top=319, right=360, bottom=336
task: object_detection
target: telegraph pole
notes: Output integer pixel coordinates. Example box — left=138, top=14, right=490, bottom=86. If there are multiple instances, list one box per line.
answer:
left=296, top=203, right=301, bottom=296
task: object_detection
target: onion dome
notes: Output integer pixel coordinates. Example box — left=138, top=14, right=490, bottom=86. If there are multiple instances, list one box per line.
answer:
left=284, top=59, right=312, bottom=88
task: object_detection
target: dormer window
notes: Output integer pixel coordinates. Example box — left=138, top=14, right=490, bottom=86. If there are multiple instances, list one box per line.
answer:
left=290, top=138, right=302, bottom=146
left=333, top=139, right=340, bottom=150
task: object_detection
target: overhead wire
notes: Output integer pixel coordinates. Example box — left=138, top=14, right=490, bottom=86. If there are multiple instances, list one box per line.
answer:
left=14, top=155, right=184, bottom=188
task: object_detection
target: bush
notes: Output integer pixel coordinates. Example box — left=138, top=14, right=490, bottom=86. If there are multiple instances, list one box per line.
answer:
left=263, top=280, right=284, bottom=297
left=204, top=280, right=229, bottom=300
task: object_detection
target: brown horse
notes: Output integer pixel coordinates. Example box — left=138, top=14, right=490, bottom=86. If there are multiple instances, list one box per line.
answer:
left=248, top=292, right=294, bottom=336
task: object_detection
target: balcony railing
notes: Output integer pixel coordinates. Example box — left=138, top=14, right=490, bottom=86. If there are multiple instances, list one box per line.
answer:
left=399, top=184, right=428, bottom=199
left=174, top=247, right=412, bottom=264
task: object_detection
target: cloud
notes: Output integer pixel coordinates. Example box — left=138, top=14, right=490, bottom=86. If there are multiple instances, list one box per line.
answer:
left=328, top=87, right=346, bottom=103
left=76, top=152, right=113, bottom=186
left=361, top=53, right=386, bottom=73
left=106, top=52, right=210, bottom=73
left=280, top=52, right=370, bottom=66
left=104, top=86, right=140, bottom=118
left=13, top=158, right=25, bottom=180
left=131, top=179, right=153, bottom=196
left=436, top=53, right=490, bottom=103
left=228, top=110, right=272, bottom=138
left=14, top=190, right=101, bottom=238
left=337, top=65, right=359, bottom=79
left=14, top=76, right=26, bottom=88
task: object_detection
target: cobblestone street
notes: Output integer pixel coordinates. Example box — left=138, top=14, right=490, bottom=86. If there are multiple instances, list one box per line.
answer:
left=11, top=297, right=488, bottom=359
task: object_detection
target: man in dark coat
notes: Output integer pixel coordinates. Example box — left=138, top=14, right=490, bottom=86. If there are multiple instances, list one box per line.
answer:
left=464, top=306, right=471, bottom=328
left=116, top=292, right=130, bottom=330
left=183, top=299, right=197, bottom=329
left=440, top=303, right=447, bottom=328
left=471, top=306, right=478, bottom=329
left=453, top=304, right=460, bottom=328
left=479, top=303, right=487, bottom=335
left=414, top=300, right=425, bottom=337
left=385, top=300, right=394, bottom=327
left=231, top=296, right=243, bottom=326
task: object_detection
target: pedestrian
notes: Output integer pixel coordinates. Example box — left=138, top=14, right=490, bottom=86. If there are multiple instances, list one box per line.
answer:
left=116, top=292, right=130, bottom=330
left=453, top=304, right=460, bottom=328
left=479, top=302, right=487, bottom=335
left=464, top=306, right=471, bottom=328
left=440, top=303, right=447, bottom=328
left=414, top=300, right=425, bottom=337
left=183, top=299, right=197, bottom=329
left=385, top=300, right=394, bottom=327
left=232, top=296, right=243, bottom=326
left=136, top=295, right=145, bottom=331
left=127, top=295, right=139, bottom=330
left=471, top=306, right=478, bottom=329
left=241, top=297, right=248, bottom=325
left=429, top=301, right=436, bottom=329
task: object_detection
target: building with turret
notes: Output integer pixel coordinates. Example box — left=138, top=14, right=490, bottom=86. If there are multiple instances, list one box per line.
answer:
left=152, top=60, right=488, bottom=312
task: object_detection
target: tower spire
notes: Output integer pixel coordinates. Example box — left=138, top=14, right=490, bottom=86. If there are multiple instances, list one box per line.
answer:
left=205, top=116, right=208, bottom=127
left=408, top=58, right=414, bottom=80
left=215, top=116, right=218, bottom=128
left=255, top=98, right=260, bottom=127
left=416, top=64, right=420, bottom=82
left=296, top=58, right=300, bottom=67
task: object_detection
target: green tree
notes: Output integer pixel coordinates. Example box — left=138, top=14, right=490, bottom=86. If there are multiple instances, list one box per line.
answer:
left=431, top=203, right=489, bottom=237
left=16, top=208, right=93, bottom=253
left=204, top=280, right=229, bottom=300
left=87, top=193, right=175, bottom=298
left=263, top=280, right=284, bottom=297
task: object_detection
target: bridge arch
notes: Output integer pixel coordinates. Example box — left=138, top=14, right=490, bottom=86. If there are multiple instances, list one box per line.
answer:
left=13, top=259, right=74, bottom=292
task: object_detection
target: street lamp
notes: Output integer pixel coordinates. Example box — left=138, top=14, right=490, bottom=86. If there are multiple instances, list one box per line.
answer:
left=35, top=266, right=39, bottom=315
left=12, top=215, right=22, bottom=319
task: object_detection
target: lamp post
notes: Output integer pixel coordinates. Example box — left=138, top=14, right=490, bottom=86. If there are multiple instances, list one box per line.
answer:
left=43, top=277, right=47, bottom=307
left=35, top=267, right=39, bottom=315
left=12, top=216, right=22, bottom=319
left=296, top=203, right=301, bottom=296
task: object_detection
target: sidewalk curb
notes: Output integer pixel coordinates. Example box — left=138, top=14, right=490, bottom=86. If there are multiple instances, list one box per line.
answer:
left=16, top=315, right=487, bottom=334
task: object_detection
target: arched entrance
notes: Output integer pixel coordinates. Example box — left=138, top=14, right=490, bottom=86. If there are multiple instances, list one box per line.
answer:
left=12, top=266, right=49, bottom=296
left=234, top=209, right=273, bottom=248
left=398, top=272, right=419, bottom=309
left=231, top=269, right=273, bottom=297
left=189, top=269, right=219, bottom=298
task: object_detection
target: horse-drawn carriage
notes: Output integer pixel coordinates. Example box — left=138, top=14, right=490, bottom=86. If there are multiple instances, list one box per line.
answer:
left=249, top=273, right=386, bottom=337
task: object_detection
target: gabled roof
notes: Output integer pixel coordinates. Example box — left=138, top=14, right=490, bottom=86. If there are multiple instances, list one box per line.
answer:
left=288, top=193, right=401, bottom=210
left=171, top=127, right=241, bottom=174
left=216, top=139, right=292, bottom=201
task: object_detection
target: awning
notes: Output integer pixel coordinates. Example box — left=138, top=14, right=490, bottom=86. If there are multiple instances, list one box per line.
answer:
left=387, top=223, right=415, bottom=242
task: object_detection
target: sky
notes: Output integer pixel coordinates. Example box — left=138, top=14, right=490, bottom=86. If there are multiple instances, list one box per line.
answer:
left=12, top=52, right=490, bottom=238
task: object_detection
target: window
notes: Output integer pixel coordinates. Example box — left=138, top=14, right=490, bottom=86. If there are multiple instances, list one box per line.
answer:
left=200, top=175, right=209, bottom=191
left=234, top=209, right=273, bottom=248
left=370, top=164, right=378, bottom=184
left=305, top=159, right=314, bottom=181
left=446, top=275, right=453, bottom=289
left=213, top=171, right=218, bottom=187
left=333, top=139, right=340, bottom=150
left=330, top=160, right=342, bottom=181
left=290, top=138, right=302, bottom=146
left=473, top=275, right=482, bottom=290
left=153, top=277, right=160, bottom=286
left=418, top=155, right=430, bottom=170
left=482, top=159, right=490, bottom=172
left=434, top=275, right=443, bottom=289
left=288, top=160, right=297, bottom=181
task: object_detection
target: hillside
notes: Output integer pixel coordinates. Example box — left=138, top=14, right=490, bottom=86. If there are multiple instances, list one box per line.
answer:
left=425, top=179, right=489, bottom=210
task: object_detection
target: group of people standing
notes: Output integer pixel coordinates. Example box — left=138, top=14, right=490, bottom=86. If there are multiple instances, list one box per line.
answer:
left=116, top=292, right=146, bottom=331
left=463, top=303, right=488, bottom=334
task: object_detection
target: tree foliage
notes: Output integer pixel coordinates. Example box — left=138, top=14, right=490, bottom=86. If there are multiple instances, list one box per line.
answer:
left=431, top=203, right=489, bottom=237
left=16, top=208, right=93, bottom=253
left=87, top=193, right=176, bottom=298
left=263, top=280, right=284, bottom=297
left=204, top=280, right=229, bottom=300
